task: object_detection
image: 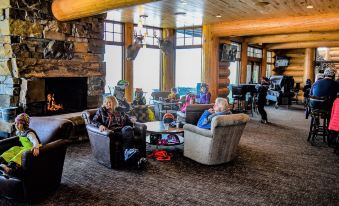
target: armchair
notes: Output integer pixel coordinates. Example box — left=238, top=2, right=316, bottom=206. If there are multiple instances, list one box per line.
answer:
left=82, top=109, right=146, bottom=169
left=183, top=113, right=249, bottom=165
left=0, top=117, right=73, bottom=201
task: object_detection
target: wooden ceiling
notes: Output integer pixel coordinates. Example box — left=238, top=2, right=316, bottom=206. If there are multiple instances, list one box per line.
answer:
left=106, top=0, right=339, bottom=28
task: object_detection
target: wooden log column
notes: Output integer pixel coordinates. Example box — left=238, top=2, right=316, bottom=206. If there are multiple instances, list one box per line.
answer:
left=202, top=25, right=219, bottom=101
left=261, top=47, right=267, bottom=78
left=304, top=48, right=315, bottom=83
left=52, top=0, right=160, bottom=21
left=240, top=42, right=248, bottom=83
left=161, top=28, right=175, bottom=91
left=124, top=23, right=134, bottom=102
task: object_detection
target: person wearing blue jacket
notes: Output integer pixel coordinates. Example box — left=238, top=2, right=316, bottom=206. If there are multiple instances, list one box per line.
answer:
left=197, top=97, right=231, bottom=129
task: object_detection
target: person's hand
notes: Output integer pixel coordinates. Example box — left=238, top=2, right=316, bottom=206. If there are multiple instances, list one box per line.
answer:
left=32, top=147, right=39, bottom=156
left=99, top=125, right=107, bottom=132
left=208, top=108, right=214, bottom=113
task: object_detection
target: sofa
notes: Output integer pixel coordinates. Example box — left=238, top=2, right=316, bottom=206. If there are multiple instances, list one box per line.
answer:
left=183, top=113, right=249, bottom=165
left=0, top=117, right=73, bottom=202
left=82, top=109, right=147, bottom=168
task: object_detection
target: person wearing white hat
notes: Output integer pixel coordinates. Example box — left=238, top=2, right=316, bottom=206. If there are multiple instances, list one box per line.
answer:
left=310, top=67, right=339, bottom=110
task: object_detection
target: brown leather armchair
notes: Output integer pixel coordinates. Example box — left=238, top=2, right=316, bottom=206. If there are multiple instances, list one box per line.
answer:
left=0, top=117, right=73, bottom=202
left=82, top=109, right=146, bottom=168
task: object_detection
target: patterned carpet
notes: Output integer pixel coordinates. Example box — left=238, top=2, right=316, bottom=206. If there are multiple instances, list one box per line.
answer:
left=1, top=106, right=339, bottom=206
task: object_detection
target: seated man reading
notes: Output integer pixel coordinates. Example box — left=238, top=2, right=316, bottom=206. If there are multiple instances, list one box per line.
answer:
left=197, top=97, right=231, bottom=129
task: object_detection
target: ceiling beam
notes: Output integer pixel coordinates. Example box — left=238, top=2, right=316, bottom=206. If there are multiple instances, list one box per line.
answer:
left=245, top=31, right=339, bottom=44
left=211, top=13, right=339, bottom=37
left=266, top=41, right=339, bottom=50
left=52, top=0, right=161, bottom=21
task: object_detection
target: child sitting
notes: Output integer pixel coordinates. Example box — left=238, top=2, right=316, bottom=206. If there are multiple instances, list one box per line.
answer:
left=0, top=113, right=41, bottom=176
left=197, top=83, right=211, bottom=104
left=179, top=93, right=196, bottom=113
left=132, top=88, right=146, bottom=106
left=197, top=97, right=231, bottom=129
left=167, top=88, right=180, bottom=101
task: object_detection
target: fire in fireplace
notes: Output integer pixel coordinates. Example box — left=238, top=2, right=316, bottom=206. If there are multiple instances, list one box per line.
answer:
left=45, top=77, right=88, bottom=114
left=47, top=93, right=63, bottom=111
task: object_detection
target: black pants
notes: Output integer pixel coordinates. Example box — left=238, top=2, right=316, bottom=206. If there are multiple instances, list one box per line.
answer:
left=258, top=101, right=267, bottom=121
left=115, top=126, right=140, bottom=150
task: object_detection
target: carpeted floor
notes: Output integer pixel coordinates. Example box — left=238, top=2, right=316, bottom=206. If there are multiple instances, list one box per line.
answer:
left=1, top=106, right=339, bottom=206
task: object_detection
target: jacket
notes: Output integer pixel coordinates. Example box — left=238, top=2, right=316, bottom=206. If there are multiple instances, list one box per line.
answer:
left=329, top=98, right=339, bottom=132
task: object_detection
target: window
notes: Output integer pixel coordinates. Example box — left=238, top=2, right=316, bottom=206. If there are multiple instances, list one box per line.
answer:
left=247, top=47, right=262, bottom=58
left=133, top=48, right=161, bottom=100
left=104, top=21, right=123, bottom=93
left=104, top=45, right=123, bottom=93
left=266, top=51, right=274, bottom=77
left=104, top=21, right=123, bottom=44
left=175, top=27, right=202, bottom=89
left=229, top=42, right=241, bottom=84
left=175, top=48, right=202, bottom=88
left=176, top=27, right=202, bottom=47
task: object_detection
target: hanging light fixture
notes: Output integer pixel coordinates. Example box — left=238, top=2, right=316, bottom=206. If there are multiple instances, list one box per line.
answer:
left=135, top=14, right=149, bottom=48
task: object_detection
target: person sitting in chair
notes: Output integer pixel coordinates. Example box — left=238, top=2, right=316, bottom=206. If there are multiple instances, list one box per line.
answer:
left=197, top=97, right=231, bottom=129
left=132, top=88, right=146, bottom=106
left=91, top=95, right=146, bottom=167
left=0, top=113, right=41, bottom=177
left=167, top=87, right=180, bottom=101
left=197, top=83, right=211, bottom=104
left=310, top=67, right=339, bottom=111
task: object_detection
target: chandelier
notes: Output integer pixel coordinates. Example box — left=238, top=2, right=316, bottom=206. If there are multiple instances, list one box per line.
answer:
left=135, top=14, right=148, bottom=48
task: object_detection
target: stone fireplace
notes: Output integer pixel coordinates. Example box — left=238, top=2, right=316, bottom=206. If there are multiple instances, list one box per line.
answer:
left=0, top=0, right=106, bottom=135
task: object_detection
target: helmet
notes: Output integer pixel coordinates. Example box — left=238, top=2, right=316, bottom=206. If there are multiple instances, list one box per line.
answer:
left=15, top=113, right=30, bottom=128
left=324, top=68, right=336, bottom=78
left=162, top=113, right=175, bottom=123
left=117, top=80, right=129, bottom=89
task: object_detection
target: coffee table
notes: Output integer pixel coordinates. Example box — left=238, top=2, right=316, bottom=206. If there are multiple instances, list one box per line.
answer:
left=144, top=121, right=184, bottom=145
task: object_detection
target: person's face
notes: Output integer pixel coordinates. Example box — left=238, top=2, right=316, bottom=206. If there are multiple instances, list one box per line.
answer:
left=15, top=122, right=25, bottom=131
left=213, top=102, right=221, bottom=112
left=105, top=100, right=114, bottom=110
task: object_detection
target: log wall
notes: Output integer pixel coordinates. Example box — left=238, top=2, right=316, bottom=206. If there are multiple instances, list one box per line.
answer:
left=273, top=49, right=305, bottom=98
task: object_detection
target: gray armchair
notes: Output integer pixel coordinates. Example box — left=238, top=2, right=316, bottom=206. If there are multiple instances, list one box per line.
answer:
left=82, top=109, right=146, bottom=168
left=183, top=113, right=250, bottom=165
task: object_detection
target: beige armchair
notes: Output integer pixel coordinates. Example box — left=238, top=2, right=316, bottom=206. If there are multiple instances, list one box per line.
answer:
left=183, top=113, right=250, bottom=165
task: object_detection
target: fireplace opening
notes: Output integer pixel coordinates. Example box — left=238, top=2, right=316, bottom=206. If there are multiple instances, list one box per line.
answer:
left=45, top=77, right=88, bottom=114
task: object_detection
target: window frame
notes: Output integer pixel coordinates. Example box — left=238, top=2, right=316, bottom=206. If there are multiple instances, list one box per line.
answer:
left=104, top=20, right=124, bottom=46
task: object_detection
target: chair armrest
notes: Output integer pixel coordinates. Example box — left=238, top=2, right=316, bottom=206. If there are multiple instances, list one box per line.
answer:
left=0, top=136, right=21, bottom=154
left=21, top=139, right=70, bottom=199
left=86, top=124, right=114, bottom=137
left=183, top=124, right=213, bottom=138
left=134, top=122, right=146, bottom=135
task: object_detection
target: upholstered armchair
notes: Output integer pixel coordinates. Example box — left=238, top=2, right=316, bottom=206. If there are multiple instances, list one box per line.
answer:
left=82, top=109, right=146, bottom=169
left=176, top=104, right=213, bottom=124
left=0, top=117, right=73, bottom=201
left=183, top=113, right=250, bottom=165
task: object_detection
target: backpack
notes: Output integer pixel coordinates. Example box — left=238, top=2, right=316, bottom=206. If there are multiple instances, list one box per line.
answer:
left=124, top=148, right=141, bottom=168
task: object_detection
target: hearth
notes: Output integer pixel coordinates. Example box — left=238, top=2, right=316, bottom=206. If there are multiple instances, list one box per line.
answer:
left=45, top=77, right=88, bottom=114
left=22, top=77, right=88, bottom=116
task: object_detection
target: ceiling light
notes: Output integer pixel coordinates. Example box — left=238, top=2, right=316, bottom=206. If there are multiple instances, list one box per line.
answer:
left=306, top=5, right=314, bottom=9
left=216, top=14, right=222, bottom=18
